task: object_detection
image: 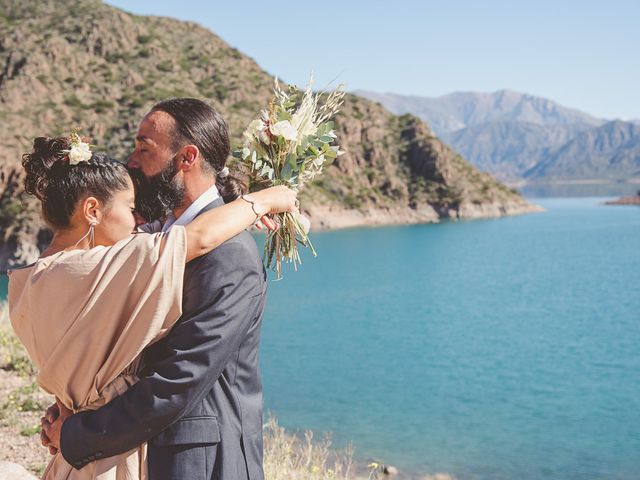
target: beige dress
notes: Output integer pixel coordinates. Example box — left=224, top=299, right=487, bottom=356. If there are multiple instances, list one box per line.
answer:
left=7, top=226, right=187, bottom=480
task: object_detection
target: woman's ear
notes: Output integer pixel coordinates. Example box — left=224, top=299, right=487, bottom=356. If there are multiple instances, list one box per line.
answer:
left=81, top=196, right=102, bottom=225
left=178, top=145, right=200, bottom=172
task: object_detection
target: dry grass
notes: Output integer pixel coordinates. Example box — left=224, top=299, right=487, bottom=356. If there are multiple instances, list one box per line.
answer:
left=263, top=414, right=360, bottom=480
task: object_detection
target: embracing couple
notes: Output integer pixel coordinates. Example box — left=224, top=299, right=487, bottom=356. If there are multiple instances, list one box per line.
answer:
left=8, top=98, right=298, bottom=479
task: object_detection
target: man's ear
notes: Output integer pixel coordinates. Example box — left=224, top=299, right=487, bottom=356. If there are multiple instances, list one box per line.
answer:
left=81, top=196, right=101, bottom=225
left=178, top=145, right=200, bottom=172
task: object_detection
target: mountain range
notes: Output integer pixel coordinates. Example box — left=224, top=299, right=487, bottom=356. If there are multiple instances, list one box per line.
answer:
left=356, top=90, right=640, bottom=182
left=0, top=0, right=534, bottom=269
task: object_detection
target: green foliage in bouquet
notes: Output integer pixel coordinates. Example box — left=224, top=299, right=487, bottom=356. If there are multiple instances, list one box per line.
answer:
left=233, top=77, right=345, bottom=278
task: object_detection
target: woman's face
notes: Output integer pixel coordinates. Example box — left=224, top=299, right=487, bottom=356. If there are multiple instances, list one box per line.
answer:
left=94, top=177, right=137, bottom=246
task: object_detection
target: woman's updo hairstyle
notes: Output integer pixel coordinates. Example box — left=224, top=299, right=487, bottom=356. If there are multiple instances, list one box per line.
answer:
left=22, top=136, right=130, bottom=229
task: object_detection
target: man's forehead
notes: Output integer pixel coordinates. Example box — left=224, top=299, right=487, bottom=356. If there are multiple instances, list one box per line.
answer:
left=137, top=110, right=175, bottom=141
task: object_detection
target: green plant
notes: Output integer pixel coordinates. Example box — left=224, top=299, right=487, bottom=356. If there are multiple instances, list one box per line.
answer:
left=64, top=95, right=87, bottom=109
left=137, top=34, right=153, bottom=44
left=156, top=60, right=173, bottom=72
left=0, top=302, right=37, bottom=377
left=20, top=423, right=41, bottom=437
left=105, top=52, right=128, bottom=63
left=2, top=382, right=44, bottom=413
left=92, top=99, right=115, bottom=113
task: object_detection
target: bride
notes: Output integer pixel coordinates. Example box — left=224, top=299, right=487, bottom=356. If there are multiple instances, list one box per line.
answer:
left=8, top=134, right=297, bottom=479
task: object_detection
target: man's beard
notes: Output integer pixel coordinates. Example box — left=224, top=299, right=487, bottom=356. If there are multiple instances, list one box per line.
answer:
left=129, top=159, right=185, bottom=223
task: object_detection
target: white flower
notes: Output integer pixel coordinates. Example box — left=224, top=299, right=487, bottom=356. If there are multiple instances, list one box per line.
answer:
left=244, top=119, right=266, bottom=143
left=68, top=142, right=92, bottom=165
left=248, top=119, right=265, bottom=133
left=270, top=120, right=298, bottom=141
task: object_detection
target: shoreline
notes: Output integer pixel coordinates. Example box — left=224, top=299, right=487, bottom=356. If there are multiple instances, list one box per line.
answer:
left=305, top=201, right=544, bottom=232
left=604, top=195, right=640, bottom=205
left=506, top=178, right=640, bottom=187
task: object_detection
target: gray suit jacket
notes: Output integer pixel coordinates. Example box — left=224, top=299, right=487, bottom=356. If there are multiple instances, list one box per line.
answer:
left=60, top=198, right=267, bottom=480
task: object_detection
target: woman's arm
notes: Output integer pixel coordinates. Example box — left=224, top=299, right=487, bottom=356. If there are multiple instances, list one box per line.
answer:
left=183, top=186, right=298, bottom=262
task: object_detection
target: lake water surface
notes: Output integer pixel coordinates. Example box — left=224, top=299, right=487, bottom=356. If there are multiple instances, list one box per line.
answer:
left=259, top=197, right=640, bottom=479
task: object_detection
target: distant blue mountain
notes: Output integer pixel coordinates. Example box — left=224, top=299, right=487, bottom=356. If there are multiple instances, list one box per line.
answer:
left=355, top=89, right=639, bottom=181
left=524, top=120, right=640, bottom=180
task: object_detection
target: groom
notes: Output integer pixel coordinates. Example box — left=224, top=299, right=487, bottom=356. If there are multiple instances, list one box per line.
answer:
left=41, top=98, right=268, bottom=479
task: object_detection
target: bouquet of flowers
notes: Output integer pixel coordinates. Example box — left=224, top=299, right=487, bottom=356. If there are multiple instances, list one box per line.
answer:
left=234, top=76, right=345, bottom=278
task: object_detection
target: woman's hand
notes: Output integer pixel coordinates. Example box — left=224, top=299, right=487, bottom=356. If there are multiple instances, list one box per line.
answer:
left=252, top=186, right=299, bottom=232
left=254, top=186, right=299, bottom=215
left=41, top=398, right=73, bottom=453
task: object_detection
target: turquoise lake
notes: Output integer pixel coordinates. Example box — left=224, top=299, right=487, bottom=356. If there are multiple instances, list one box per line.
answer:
left=259, top=197, right=640, bottom=479
left=1, top=197, right=638, bottom=479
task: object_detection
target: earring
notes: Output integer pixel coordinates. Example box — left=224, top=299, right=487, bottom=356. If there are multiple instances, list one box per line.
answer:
left=74, top=220, right=98, bottom=249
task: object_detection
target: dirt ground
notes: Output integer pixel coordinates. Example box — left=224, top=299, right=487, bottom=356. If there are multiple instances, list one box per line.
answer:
left=0, top=369, right=52, bottom=476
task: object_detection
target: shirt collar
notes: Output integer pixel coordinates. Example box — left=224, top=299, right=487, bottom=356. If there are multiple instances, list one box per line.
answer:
left=162, top=185, right=220, bottom=233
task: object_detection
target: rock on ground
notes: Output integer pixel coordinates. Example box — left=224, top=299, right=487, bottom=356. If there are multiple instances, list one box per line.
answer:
left=0, top=461, right=38, bottom=480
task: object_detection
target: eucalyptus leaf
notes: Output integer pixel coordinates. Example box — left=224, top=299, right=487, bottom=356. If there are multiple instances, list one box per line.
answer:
left=324, top=148, right=337, bottom=159
left=281, top=162, right=293, bottom=181
left=260, top=164, right=272, bottom=178
left=316, top=122, right=329, bottom=137
left=277, top=110, right=293, bottom=121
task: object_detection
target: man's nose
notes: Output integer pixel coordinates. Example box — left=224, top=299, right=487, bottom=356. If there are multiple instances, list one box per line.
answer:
left=128, top=154, right=139, bottom=168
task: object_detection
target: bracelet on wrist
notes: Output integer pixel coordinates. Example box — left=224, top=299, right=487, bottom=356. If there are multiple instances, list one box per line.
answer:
left=241, top=194, right=265, bottom=219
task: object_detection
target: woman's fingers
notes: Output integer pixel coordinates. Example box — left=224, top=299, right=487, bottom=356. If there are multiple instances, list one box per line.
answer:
left=44, top=403, right=59, bottom=423
left=261, top=216, right=278, bottom=231
left=56, top=399, right=73, bottom=420
left=40, top=427, right=50, bottom=447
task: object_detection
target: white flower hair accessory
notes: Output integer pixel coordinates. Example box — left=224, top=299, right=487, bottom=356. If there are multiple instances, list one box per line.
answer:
left=63, top=131, right=93, bottom=165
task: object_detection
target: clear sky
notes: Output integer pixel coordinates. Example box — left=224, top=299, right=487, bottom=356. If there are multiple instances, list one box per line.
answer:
left=105, top=0, right=639, bottom=120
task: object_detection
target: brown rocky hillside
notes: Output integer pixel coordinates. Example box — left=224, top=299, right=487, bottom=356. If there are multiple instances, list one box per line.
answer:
left=0, top=0, right=536, bottom=269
